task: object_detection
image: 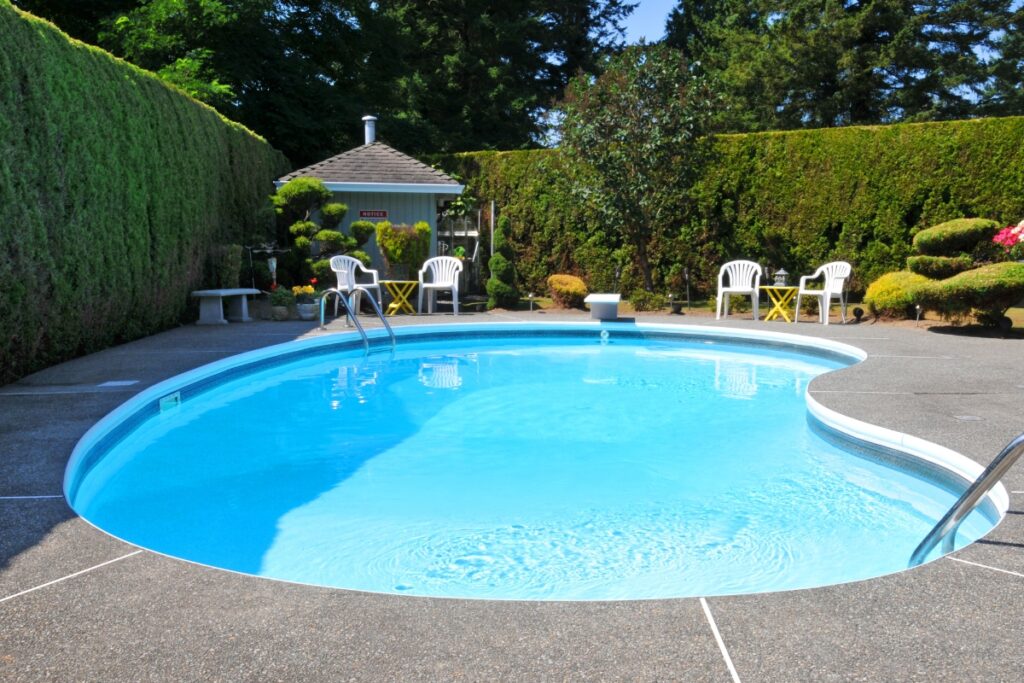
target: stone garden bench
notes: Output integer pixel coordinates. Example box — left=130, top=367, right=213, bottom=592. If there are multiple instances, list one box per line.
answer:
left=191, top=288, right=262, bottom=325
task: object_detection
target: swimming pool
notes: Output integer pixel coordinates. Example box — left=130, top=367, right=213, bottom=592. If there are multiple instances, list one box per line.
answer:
left=65, top=323, right=1005, bottom=600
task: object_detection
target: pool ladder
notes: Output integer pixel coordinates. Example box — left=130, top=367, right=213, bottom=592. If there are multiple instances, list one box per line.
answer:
left=319, top=287, right=396, bottom=353
left=909, top=431, right=1024, bottom=567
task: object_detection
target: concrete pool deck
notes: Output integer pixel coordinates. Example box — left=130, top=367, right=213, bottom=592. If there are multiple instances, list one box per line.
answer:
left=1, top=309, right=1021, bottom=681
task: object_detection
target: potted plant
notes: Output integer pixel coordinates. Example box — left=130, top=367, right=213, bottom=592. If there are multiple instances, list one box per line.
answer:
left=269, top=286, right=294, bottom=321
left=291, top=280, right=320, bottom=320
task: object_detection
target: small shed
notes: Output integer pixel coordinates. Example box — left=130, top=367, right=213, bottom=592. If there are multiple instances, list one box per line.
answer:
left=275, top=116, right=465, bottom=272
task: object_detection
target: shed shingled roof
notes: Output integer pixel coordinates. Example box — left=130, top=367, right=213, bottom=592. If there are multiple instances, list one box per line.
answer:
left=277, top=142, right=460, bottom=186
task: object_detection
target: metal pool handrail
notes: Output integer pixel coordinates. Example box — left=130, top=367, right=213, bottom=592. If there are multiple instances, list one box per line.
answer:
left=319, top=287, right=396, bottom=352
left=909, top=431, right=1024, bottom=567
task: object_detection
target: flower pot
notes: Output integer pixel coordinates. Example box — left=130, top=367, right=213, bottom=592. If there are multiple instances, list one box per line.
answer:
left=271, top=305, right=290, bottom=321
left=670, top=301, right=684, bottom=314
left=296, top=302, right=318, bottom=321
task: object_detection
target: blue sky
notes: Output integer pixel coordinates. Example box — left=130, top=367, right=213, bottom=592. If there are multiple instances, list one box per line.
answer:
left=622, top=0, right=676, bottom=44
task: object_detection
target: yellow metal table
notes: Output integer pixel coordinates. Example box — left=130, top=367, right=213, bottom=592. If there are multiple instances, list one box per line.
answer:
left=760, top=285, right=799, bottom=322
left=381, top=279, right=418, bottom=315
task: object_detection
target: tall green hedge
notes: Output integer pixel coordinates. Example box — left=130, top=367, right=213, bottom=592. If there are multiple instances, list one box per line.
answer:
left=439, top=117, right=1024, bottom=297
left=0, top=2, right=289, bottom=384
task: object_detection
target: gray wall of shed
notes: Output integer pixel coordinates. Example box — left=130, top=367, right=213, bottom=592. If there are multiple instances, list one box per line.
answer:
left=333, top=191, right=448, bottom=273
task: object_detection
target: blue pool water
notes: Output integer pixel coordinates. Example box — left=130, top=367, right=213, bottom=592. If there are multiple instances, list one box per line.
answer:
left=67, top=327, right=998, bottom=600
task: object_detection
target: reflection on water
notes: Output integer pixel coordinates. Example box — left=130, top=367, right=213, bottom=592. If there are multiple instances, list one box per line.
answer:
left=331, top=363, right=379, bottom=407
left=418, top=359, right=462, bottom=390
left=715, top=358, right=758, bottom=400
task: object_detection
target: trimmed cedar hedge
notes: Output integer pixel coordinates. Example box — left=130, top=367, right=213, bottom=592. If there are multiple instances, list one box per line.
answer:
left=0, top=2, right=289, bottom=384
left=439, top=117, right=1024, bottom=298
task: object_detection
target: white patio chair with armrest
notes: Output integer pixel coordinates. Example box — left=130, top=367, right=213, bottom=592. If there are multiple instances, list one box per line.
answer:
left=417, top=256, right=463, bottom=315
left=329, top=254, right=382, bottom=317
left=716, top=260, right=762, bottom=320
left=795, top=261, right=851, bottom=325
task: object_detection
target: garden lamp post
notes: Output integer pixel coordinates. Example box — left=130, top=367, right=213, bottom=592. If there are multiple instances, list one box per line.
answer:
left=268, top=257, right=278, bottom=289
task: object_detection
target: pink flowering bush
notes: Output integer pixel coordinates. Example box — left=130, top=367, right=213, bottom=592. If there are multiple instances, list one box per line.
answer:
left=993, top=220, right=1024, bottom=261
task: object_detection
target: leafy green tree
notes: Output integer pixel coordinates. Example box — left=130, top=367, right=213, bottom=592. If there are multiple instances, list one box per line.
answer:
left=665, top=0, right=1022, bottom=131
left=15, top=0, right=637, bottom=162
left=95, top=0, right=371, bottom=165
left=558, top=43, right=717, bottom=291
left=372, top=0, right=634, bottom=153
left=11, top=0, right=142, bottom=43
left=980, top=3, right=1024, bottom=116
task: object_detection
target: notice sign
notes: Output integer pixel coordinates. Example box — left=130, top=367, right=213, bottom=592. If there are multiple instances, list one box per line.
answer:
left=359, top=210, right=388, bottom=219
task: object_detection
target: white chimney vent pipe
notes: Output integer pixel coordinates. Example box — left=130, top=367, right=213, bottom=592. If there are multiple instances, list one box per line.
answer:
left=362, top=115, right=377, bottom=145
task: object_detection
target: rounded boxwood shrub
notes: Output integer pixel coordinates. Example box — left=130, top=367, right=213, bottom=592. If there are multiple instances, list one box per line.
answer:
left=629, top=290, right=666, bottom=311
left=912, top=261, right=1024, bottom=323
left=912, top=218, right=1000, bottom=256
left=906, top=255, right=973, bottom=279
left=864, top=271, right=931, bottom=318
left=547, top=274, right=588, bottom=308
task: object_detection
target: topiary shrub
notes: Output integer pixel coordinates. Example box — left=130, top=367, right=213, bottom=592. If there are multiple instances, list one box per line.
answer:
left=629, top=290, right=666, bottom=311
left=289, top=220, right=318, bottom=251
left=548, top=274, right=588, bottom=308
left=864, top=271, right=931, bottom=318
left=348, top=220, right=375, bottom=248
left=912, top=218, right=1000, bottom=256
left=906, top=255, right=973, bottom=279
left=376, top=221, right=432, bottom=276
left=272, top=178, right=355, bottom=284
left=486, top=255, right=519, bottom=309
left=349, top=250, right=372, bottom=267
left=486, top=215, right=520, bottom=309
left=320, top=202, right=348, bottom=230
left=271, top=178, right=332, bottom=225
left=313, top=229, right=355, bottom=253
left=912, top=262, right=1024, bottom=324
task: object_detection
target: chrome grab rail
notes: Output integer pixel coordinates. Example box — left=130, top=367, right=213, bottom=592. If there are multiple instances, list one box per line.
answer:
left=318, top=287, right=396, bottom=352
left=320, top=289, right=368, bottom=351
left=909, top=432, right=1024, bottom=567
left=360, top=289, right=397, bottom=349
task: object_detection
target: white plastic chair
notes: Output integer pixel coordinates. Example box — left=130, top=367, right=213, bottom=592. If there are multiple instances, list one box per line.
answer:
left=329, top=255, right=381, bottom=316
left=716, top=260, right=762, bottom=320
left=417, top=256, right=463, bottom=315
left=795, top=261, right=851, bottom=325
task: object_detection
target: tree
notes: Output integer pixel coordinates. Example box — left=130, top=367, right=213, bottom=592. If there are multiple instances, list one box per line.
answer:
left=664, top=1, right=1022, bottom=132
left=19, top=0, right=636, bottom=162
left=95, top=0, right=371, bottom=166
left=11, top=0, right=142, bottom=44
left=558, top=43, right=717, bottom=291
left=372, top=0, right=634, bottom=153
